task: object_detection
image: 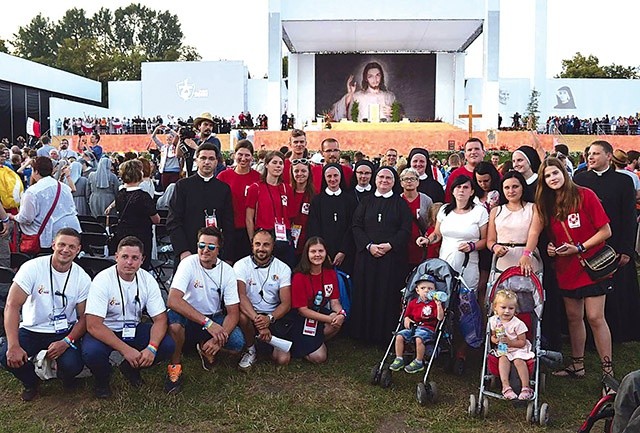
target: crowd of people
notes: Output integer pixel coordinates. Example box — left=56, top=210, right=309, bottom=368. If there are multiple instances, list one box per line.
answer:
left=544, top=115, right=640, bottom=135
left=54, top=111, right=270, bottom=137
left=1, top=113, right=640, bottom=429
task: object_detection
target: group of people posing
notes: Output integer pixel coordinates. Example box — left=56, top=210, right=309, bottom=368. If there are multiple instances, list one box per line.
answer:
left=2, top=126, right=638, bottom=403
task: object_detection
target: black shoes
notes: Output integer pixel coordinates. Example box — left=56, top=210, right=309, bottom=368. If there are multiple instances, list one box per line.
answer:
left=21, top=386, right=39, bottom=402
left=119, top=361, right=144, bottom=388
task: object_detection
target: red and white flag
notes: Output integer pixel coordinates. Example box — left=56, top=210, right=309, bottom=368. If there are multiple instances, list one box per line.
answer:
left=81, top=120, right=94, bottom=134
left=26, top=117, right=40, bottom=138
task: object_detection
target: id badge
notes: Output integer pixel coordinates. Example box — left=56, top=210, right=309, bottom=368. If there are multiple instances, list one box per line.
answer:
left=53, top=314, right=68, bottom=334
left=290, top=224, right=302, bottom=248
left=122, top=322, right=137, bottom=341
left=302, top=318, right=318, bottom=337
left=274, top=221, right=287, bottom=242
left=205, top=215, right=218, bottom=228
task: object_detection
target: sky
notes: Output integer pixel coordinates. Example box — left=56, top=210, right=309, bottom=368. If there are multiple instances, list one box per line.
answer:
left=1, top=0, right=639, bottom=80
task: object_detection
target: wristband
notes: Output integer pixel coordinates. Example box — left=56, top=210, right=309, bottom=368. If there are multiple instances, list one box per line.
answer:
left=366, top=242, right=373, bottom=252
left=467, top=241, right=476, bottom=252
left=576, top=243, right=586, bottom=253
left=202, top=318, right=214, bottom=330
left=146, top=344, right=158, bottom=355
left=522, top=250, right=532, bottom=258
left=490, top=243, right=497, bottom=253
left=0, top=217, right=8, bottom=223
left=63, top=336, right=77, bottom=350
left=338, top=309, right=347, bottom=318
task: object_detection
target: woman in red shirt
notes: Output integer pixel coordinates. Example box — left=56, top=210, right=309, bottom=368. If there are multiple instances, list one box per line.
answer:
left=534, top=157, right=613, bottom=386
left=246, top=151, right=295, bottom=267
left=289, top=158, right=315, bottom=265
left=290, top=236, right=346, bottom=363
left=400, top=167, right=433, bottom=274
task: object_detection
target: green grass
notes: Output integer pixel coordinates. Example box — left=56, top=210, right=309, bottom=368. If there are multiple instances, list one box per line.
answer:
left=0, top=337, right=638, bottom=433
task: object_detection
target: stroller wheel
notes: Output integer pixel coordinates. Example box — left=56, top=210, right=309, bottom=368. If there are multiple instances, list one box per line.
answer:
left=526, top=402, right=535, bottom=423
left=539, top=403, right=549, bottom=426
left=427, top=381, right=439, bottom=403
left=481, top=396, right=489, bottom=418
left=369, top=365, right=381, bottom=386
left=380, top=369, right=393, bottom=389
left=467, top=394, right=477, bottom=417
left=417, top=383, right=427, bottom=406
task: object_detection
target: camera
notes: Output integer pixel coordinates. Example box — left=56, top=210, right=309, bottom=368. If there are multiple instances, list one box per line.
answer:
left=178, top=121, right=196, bottom=141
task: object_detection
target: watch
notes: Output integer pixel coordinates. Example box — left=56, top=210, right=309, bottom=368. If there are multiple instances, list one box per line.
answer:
left=267, top=313, right=275, bottom=324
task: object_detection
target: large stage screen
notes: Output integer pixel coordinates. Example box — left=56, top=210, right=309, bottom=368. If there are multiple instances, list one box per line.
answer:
left=315, top=54, right=436, bottom=122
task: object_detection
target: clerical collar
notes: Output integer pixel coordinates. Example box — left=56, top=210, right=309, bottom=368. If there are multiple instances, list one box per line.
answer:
left=198, top=172, right=214, bottom=182
left=374, top=190, right=394, bottom=198
left=418, top=173, right=428, bottom=180
left=355, top=184, right=371, bottom=193
left=251, top=255, right=274, bottom=269
left=525, top=173, right=538, bottom=185
left=593, top=167, right=611, bottom=177
left=325, top=187, right=342, bottom=196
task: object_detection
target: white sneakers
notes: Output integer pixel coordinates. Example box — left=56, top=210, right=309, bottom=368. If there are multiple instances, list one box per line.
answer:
left=238, top=346, right=257, bottom=371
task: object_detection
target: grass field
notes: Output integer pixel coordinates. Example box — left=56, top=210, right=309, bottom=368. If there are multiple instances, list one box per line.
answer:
left=0, top=335, right=637, bottom=433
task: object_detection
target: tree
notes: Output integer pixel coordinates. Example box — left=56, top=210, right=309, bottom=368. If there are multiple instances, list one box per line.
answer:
left=12, top=13, right=58, bottom=65
left=0, top=39, right=8, bottom=54
left=525, top=88, right=540, bottom=131
left=556, top=52, right=638, bottom=79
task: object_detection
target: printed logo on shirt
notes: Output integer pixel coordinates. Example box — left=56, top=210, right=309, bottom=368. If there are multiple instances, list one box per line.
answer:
left=37, top=284, right=50, bottom=295
left=324, top=284, right=334, bottom=297
left=281, top=195, right=288, bottom=206
left=244, top=185, right=250, bottom=197
left=421, top=305, right=433, bottom=318
left=567, top=213, right=581, bottom=229
left=193, top=279, right=204, bottom=289
left=272, top=274, right=279, bottom=281
left=301, top=203, right=310, bottom=215
left=109, top=297, right=121, bottom=307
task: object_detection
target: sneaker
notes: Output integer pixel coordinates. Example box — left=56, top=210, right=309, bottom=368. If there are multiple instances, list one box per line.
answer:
left=119, top=361, right=144, bottom=388
left=94, top=383, right=112, bottom=399
left=238, top=348, right=257, bottom=371
left=404, top=359, right=425, bottom=374
left=389, top=357, right=405, bottom=372
left=21, top=386, right=39, bottom=402
left=164, top=364, right=183, bottom=394
left=62, top=378, right=79, bottom=391
left=196, top=343, right=215, bottom=371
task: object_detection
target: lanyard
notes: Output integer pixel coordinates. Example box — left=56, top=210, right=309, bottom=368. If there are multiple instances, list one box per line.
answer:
left=50, top=257, right=72, bottom=311
left=308, top=270, right=326, bottom=304
left=265, top=182, right=286, bottom=221
left=116, top=268, right=140, bottom=321
left=252, top=256, right=276, bottom=304
left=202, top=262, right=224, bottom=310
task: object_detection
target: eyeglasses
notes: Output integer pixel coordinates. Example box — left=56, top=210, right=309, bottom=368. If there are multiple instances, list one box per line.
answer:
left=401, top=177, right=418, bottom=182
left=197, top=242, right=217, bottom=251
left=291, top=158, right=309, bottom=165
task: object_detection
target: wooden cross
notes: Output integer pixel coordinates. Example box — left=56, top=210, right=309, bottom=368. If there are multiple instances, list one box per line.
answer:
left=459, top=104, right=482, bottom=138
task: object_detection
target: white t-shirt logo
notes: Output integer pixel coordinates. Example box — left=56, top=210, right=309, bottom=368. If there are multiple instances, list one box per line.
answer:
left=422, top=305, right=433, bottom=318
left=568, top=213, right=581, bottom=229
left=324, top=284, right=334, bottom=297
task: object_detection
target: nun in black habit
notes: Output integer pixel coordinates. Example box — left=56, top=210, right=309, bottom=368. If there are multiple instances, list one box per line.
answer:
left=307, top=163, right=358, bottom=275
left=350, top=159, right=376, bottom=204
left=350, top=166, right=413, bottom=345
left=408, top=148, right=445, bottom=203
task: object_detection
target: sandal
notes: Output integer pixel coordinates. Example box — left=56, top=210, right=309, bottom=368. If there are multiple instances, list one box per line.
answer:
left=518, top=386, right=534, bottom=400
left=601, top=356, right=615, bottom=396
left=552, top=356, right=585, bottom=378
left=502, top=386, right=517, bottom=400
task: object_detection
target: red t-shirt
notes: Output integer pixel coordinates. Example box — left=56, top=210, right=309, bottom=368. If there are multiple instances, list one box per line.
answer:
left=246, top=182, right=294, bottom=230
left=217, top=168, right=261, bottom=228
left=445, top=165, right=474, bottom=202
left=425, top=226, right=441, bottom=259
left=549, top=187, right=610, bottom=290
left=403, top=298, right=438, bottom=332
left=290, top=190, right=314, bottom=254
left=403, top=194, right=424, bottom=265
left=291, top=269, right=340, bottom=309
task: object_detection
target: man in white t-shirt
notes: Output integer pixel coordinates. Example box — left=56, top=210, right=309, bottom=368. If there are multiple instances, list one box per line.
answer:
left=234, top=229, right=292, bottom=371
left=83, top=236, right=174, bottom=399
left=0, top=228, right=90, bottom=401
left=164, top=226, right=243, bottom=394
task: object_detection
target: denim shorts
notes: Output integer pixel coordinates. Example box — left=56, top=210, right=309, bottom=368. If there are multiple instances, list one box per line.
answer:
left=167, top=310, right=244, bottom=352
left=397, top=327, right=435, bottom=343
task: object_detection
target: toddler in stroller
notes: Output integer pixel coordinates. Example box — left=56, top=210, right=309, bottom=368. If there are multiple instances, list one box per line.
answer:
left=490, top=289, right=535, bottom=400
left=389, top=274, right=446, bottom=374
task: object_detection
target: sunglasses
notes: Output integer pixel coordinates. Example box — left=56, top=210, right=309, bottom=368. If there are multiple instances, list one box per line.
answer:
left=197, top=242, right=217, bottom=251
left=291, top=158, right=309, bottom=165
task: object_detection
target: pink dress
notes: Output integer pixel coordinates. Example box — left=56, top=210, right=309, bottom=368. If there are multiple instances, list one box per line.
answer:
left=493, top=202, right=541, bottom=273
left=489, top=315, right=534, bottom=361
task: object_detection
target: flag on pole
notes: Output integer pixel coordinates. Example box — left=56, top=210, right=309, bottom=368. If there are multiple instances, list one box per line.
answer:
left=26, top=117, right=41, bottom=138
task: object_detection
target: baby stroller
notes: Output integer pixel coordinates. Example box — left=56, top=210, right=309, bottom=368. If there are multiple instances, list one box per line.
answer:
left=577, top=375, right=619, bottom=433
left=370, top=257, right=470, bottom=406
left=468, top=264, right=553, bottom=425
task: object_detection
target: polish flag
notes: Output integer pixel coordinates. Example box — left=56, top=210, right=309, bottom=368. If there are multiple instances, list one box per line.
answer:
left=82, top=120, right=94, bottom=134
left=26, top=117, right=41, bottom=138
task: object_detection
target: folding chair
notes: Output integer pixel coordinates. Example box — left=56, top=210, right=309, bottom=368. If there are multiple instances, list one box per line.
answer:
left=10, top=252, right=31, bottom=272
left=76, top=256, right=116, bottom=279
left=80, top=221, right=108, bottom=235
left=80, top=232, right=110, bottom=257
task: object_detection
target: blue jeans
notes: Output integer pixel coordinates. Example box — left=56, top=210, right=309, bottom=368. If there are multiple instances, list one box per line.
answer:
left=0, top=329, right=84, bottom=388
left=397, top=327, right=436, bottom=343
left=167, top=311, right=244, bottom=352
left=82, top=323, right=174, bottom=385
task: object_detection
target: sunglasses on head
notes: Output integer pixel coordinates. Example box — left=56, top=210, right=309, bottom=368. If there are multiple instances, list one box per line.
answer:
left=291, top=158, right=309, bottom=165
left=197, top=242, right=217, bottom=251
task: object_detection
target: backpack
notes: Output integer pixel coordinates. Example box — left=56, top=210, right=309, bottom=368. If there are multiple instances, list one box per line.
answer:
left=335, top=268, right=353, bottom=316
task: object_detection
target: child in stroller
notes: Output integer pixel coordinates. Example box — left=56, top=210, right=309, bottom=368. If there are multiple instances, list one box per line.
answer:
left=490, top=289, right=535, bottom=400
left=389, top=274, right=446, bottom=374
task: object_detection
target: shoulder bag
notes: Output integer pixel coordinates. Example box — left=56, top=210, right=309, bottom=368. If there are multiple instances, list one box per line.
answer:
left=20, top=182, right=62, bottom=255
left=560, top=221, right=619, bottom=282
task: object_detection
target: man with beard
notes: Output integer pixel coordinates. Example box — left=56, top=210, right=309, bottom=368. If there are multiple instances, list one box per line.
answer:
left=178, top=113, right=225, bottom=177
left=58, top=139, right=78, bottom=160
left=445, top=137, right=486, bottom=202
left=234, top=229, right=292, bottom=370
